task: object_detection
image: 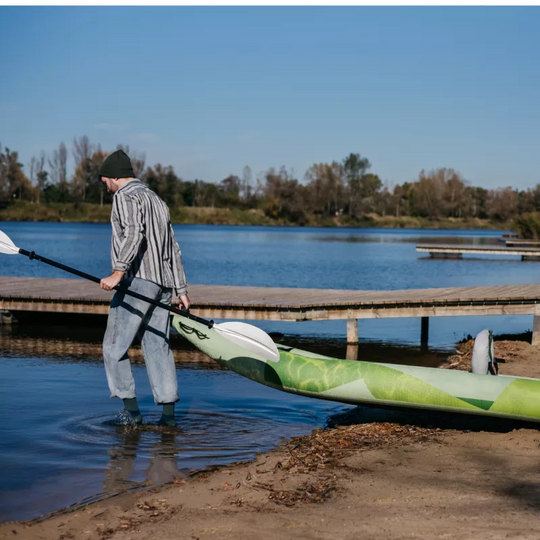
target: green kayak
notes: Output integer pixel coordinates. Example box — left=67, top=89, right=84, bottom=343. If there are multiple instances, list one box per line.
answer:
left=172, top=316, right=540, bottom=423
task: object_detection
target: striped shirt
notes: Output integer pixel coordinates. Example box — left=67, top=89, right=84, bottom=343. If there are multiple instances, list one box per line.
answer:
left=111, top=179, right=188, bottom=295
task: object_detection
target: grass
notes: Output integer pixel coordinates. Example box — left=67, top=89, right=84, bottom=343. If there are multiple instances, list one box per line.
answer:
left=0, top=201, right=511, bottom=230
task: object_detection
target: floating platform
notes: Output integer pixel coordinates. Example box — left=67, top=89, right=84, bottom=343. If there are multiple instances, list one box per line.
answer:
left=417, top=243, right=540, bottom=261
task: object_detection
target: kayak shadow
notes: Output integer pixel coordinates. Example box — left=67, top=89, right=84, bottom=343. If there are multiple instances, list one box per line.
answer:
left=327, top=404, right=540, bottom=433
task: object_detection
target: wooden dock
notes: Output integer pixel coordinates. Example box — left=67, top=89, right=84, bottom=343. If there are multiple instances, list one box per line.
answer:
left=2, top=277, right=540, bottom=348
left=504, top=239, right=540, bottom=247
left=417, top=243, right=540, bottom=261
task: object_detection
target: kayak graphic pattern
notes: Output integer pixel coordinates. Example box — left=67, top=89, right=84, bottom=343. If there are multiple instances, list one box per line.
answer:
left=172, top=317, right=540, bottom=423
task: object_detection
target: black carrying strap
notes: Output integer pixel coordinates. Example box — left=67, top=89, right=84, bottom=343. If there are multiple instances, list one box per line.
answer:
left=18, top=248, right=213, bottom=328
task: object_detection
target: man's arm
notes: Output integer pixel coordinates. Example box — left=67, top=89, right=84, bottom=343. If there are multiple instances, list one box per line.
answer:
left=169, top=223, right=190, bottom=309
left=100, top=194, right=144, bottom=291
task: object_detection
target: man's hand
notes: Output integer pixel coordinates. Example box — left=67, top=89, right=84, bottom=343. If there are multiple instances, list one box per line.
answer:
left=100, top=270, right=124, bottom=291
left=179, top=294, right=191, bottom=310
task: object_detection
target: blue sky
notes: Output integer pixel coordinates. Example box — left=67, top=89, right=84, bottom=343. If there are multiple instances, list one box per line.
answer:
left=1, top=6, right=539, bottom=189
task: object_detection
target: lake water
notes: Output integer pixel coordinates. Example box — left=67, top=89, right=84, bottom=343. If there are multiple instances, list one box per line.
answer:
left=1, top=222, right=537, bottom=346
left=1, top=222, right=538, bottom=521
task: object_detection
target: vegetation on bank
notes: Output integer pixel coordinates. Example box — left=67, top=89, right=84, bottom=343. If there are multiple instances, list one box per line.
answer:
left=0, top=201, right=510, bottom=230
left=0, top=136, right=536, bottom=233
left=513, top=213, right=540, bottom=239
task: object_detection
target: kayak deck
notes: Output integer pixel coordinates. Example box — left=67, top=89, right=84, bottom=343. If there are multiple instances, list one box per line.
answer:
left=172, top=316, right=540, bottom=423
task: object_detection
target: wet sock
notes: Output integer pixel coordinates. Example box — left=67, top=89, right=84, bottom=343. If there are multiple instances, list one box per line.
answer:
left=123, top=398, right=143, bottom=424
left=159, top=403, right=176, bottom=427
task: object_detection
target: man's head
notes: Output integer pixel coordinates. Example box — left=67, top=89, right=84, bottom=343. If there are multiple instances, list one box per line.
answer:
left=99, top=149, right=135, bottom=193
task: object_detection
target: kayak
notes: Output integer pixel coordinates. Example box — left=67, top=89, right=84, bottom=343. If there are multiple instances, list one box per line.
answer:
left=172, top=316, right=540, bottom=423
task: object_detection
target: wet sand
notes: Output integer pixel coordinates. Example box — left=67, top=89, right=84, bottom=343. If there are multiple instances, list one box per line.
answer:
left=2, top=338, right=540, bottom=540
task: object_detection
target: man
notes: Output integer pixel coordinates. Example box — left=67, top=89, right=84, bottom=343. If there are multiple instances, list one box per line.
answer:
left=99, top=149, right=190, bottom=427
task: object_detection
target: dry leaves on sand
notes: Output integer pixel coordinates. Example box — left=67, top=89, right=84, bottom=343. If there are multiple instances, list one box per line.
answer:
left=235, top=422, right=443, bottom=508
left=276, top=422, right=442, bottom=474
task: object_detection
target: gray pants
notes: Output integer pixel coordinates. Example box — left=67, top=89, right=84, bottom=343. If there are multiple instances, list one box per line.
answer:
left=103, top=277, right=179, bottom=404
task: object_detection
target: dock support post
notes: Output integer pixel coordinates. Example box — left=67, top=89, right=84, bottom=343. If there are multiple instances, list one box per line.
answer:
left=533, top=307, right=540, bottom=346
left=346, top=344, right=358, bottom=361
left=347, top=319, right=358, bottom=344
left=421, top=317, right=429, bottom=349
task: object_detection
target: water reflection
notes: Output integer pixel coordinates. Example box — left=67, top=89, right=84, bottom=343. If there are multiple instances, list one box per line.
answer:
left=309, top=234, right=501, bottom=245
left=418, top=255, right=528, bottom=264
left=0, top=323, right=450, bottom=368
left=0, top=324, right=222, bottom=368
left=103, top=427, right=187, bottom=494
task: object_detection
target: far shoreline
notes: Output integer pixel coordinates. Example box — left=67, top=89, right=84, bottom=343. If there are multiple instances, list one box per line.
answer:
left=0, top=202, right=511, bottom=231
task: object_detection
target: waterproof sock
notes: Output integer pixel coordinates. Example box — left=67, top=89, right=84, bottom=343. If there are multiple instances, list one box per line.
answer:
left=159, top=402, right=176, bottom=426
left=123, top=397, right=143, bottom=424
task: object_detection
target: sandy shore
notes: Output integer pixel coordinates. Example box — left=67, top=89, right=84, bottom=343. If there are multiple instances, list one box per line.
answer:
left=2, top=338, right=540, bottom=540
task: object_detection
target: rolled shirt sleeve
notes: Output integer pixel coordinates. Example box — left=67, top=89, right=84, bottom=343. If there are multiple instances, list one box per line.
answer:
left=114, top=194, right=145, bottom=272
left=169, top=223, right=188, bottom=296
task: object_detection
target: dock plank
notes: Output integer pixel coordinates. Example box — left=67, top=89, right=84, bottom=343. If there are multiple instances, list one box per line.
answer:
left=3, top=277, right=540, bottom=311
left=4, top=277, right=540, bottom=343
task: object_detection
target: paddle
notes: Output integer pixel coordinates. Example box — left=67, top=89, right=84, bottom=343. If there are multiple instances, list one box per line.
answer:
left=0, top=230, right=280, bottom=362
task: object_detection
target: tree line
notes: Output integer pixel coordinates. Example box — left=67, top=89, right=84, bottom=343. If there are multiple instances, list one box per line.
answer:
left=1, top=136, right=539, bottom=225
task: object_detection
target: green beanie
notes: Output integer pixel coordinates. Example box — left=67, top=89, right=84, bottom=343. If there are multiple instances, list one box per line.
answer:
left=99, top=149, right=135, bottom=179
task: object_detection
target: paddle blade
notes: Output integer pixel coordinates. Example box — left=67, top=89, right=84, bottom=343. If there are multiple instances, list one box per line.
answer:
left=0, top=230, right=20, bottom=255
left=215, top=322, right=280, bottom=363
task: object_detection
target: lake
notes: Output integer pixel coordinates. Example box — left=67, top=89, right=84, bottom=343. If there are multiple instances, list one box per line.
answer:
left=1, top=222, right=537, bottom=521
left=1, top=222, right=536, bottom=346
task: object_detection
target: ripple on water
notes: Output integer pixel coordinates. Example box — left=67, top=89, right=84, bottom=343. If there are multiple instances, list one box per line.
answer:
left=57, top=406, right=318, bottom=467
left=0, top=355, right=342, bottom=522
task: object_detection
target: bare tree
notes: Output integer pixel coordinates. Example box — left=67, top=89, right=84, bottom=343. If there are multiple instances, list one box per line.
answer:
left=73, top=136, right=93, bottom=166
left=48, top=142, right=68, bottom=185
left=36, top=152, right=48, bottom=203
left=0, top=143, right=7, bottom=199
left=72, top=136, right=95, bottom=201
left=242, top=165, right=252, bottom=201
left=30, top=152, right=48, bottom=203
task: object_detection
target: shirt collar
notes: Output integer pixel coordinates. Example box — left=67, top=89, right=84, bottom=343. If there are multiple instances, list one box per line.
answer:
left=115, top=178, right=141, bottom=195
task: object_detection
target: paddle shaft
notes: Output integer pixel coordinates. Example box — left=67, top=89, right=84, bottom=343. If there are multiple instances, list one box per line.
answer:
left=18, top=247, right=213, bottom=328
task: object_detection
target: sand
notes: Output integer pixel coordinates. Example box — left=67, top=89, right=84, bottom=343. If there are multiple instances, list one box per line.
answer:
left=2, top=338, right=540, bottom=540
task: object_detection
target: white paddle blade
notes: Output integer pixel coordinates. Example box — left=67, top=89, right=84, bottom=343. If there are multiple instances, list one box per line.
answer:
left=0, top=231, right=20, bottom=255
left=215, top=322, right=280, bottom=363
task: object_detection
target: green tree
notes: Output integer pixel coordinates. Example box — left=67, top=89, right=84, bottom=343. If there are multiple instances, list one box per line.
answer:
left=487, top=187, right=519, bottom=222
left=261, top=167, right=307, bottom=224
left=0, top=145, right=32, bottom=200
left=219, top=175, right=241, bottom=207
left=343, top=153, right=371, bottom=218
left=164, top=168, right=181, bottom=207
left=305, top=162, right=344, bottom=216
